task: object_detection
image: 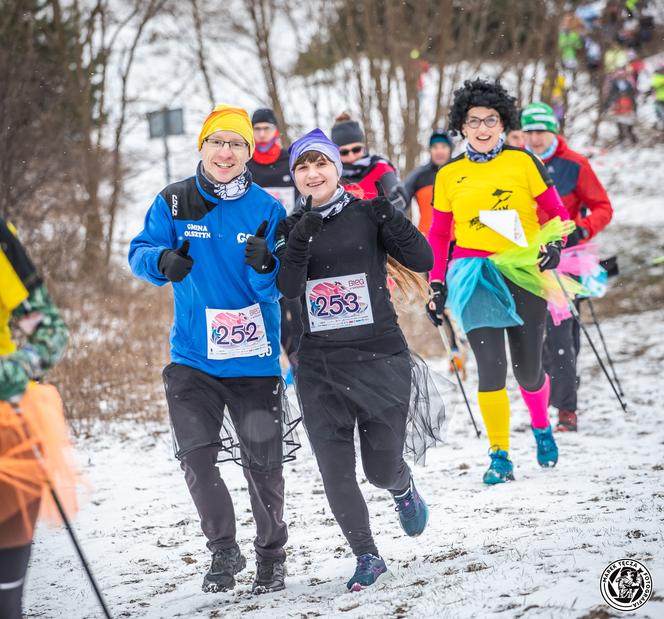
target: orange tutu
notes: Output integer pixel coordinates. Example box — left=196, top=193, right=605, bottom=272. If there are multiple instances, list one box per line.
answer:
left=0, top=383, right=80, bottom=548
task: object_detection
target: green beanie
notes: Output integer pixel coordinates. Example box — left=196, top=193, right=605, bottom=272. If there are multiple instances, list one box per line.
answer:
left=521, top=102, right=559, bottom=133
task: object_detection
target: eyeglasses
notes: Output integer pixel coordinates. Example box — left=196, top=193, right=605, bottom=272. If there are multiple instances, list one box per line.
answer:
left=204, top=138, right=248, bottom=151
left=464, top=115, right=500, bottom=129
left=339, top=145, right=364, bottom=156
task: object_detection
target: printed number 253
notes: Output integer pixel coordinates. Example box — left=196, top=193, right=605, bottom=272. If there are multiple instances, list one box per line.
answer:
left=316, top=292, right=360, bottom=316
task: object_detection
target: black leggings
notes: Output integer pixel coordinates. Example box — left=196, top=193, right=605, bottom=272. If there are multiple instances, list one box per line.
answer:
left=467, top=279, right=547, bottom=392
left=163, top=365, right=288, bottom=558
left=543, top=309, right=581, bottom=410
left=298, top=353, right=412, bottom=557
left=306, top=409, right=411, bottom=557
left=0, top=544, right=31, bottom=619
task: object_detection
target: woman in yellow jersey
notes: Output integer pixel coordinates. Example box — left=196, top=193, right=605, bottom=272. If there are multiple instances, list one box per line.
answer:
left=0, top=217, right=72, bottom=618
left=427, top=79, right=580, bottom=484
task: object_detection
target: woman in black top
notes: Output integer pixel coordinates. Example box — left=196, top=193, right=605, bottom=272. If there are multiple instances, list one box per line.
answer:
left=275, top=128, right=444, bottom=591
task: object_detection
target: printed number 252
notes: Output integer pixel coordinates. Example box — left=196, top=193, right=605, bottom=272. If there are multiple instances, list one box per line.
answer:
left=214, top=322, right=259, bottom=345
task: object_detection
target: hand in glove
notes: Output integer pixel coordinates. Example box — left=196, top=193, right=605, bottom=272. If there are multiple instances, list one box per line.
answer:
left=292, top=195, right=324, bottom=243
left=567, top=225, right=589, bottom=247
left=425, top=280, right=447, bottom=327
left=158, top=240, right=193, bottom=282
left=245, top=220, right=276, bottom=273
left=370, top=181, right=396, bottom=224
left=538, top=241, right=562, bottom=271
left=0, top=352, right=30, bottom=402
left=388, top=185, right=408, bottom=212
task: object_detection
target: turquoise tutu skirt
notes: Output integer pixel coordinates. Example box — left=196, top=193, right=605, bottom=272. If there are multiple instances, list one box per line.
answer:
left=446, top=258, right=523, bottom=334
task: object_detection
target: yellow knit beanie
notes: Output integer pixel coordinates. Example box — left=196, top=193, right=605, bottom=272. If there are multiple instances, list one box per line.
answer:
left=197, top=104, right=255, bottom=155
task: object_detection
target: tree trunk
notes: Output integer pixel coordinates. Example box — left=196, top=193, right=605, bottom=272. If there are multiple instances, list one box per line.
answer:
left=245, top=0, right=290, bottom=142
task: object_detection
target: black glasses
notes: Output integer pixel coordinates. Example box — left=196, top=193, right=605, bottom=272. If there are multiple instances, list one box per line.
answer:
left=464, top=115, right=500, bottom=129
left=339, top=145, right=364, bottom=156
left=203, top=138, right=248, bottom=152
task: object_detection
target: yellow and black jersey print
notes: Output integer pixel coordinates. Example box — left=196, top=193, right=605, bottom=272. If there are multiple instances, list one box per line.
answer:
left=0, top=217, right=42, bottom=355
left=433, top=145, right=553, bottom=253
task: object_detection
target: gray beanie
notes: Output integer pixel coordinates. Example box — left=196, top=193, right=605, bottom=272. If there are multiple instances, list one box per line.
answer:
left=331, top=120, right=365, bottom=146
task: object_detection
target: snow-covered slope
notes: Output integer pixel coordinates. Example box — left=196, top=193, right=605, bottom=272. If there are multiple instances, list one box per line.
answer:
left=23, top=8, right=664, bottom=616
left=25, top=302, right=664, bottom=618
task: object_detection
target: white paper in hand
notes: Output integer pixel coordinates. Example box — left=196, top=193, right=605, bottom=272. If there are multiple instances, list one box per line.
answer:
left=479, top=210, right=528, bottom=247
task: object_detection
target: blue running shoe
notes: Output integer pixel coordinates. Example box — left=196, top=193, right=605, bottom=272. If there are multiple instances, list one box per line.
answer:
left=346, top=554, right=387, bottom=591
left=483, top=449, right=515, bottom=485
left=532, top=425, right=558, bottom=467
left=393, top=478, right=429, bottom=537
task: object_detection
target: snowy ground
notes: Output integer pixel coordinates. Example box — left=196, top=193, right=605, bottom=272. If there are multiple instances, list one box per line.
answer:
left=27, top=37, right=664, bottom=617
left=25, top=127, right=664, bottom=619
left=24, top=300, right=664, bottom=618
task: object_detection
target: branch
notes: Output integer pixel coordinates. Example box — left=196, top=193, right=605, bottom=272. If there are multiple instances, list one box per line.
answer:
left=190, top=0, right=216, bottom=108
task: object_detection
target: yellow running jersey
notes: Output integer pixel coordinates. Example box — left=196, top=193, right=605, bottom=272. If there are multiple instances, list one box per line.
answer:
left=433, top=146, right=553, bottom=253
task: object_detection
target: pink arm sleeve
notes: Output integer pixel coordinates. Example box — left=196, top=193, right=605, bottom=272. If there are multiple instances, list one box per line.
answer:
left=535, top=185, right=569, bottom=221
left=427, top=209, right=453, bottom=281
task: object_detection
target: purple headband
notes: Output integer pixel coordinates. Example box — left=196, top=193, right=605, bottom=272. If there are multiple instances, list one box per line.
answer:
left=288, top=128, right=343, bottom=178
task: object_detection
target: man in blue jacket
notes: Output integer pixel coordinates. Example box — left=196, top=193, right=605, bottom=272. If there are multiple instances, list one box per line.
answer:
left=129, top=104, right=293, bottom=595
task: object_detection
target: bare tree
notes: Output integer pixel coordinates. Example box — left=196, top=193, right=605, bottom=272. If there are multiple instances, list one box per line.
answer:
left=539, top=1, right=566, bottom=104
left=105, top=0, right=171, bottom=265
left=243, top=0, right=291, bottom=141
left=190, top=0, right=216, bottom=108
left=0, top=1, right=88, bottom=280
left=48, top=0, right=169, bottom=274
left=431, top=0, right=455, bottom=129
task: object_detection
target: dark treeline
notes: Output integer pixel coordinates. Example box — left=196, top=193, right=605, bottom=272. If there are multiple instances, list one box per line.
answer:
left=1, top=0, right=662, bottom=280
left=0, top=0, right=167, bottom=278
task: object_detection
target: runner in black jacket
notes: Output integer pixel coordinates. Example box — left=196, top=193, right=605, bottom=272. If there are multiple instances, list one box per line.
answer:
left=275, top=128, right=444, bottom=592
left=402, top=128, right=453, bottom=235
left=247, top=108, right=302, bottom=377
left=247, top=108, right=300, bottom=214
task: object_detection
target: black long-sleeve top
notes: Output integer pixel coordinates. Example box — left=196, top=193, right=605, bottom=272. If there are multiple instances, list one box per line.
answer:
left=276, top=196, right=433, bottom=357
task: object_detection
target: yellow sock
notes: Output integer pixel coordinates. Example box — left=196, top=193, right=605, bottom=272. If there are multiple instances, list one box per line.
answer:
left=477, top=388, right=510, bottom=453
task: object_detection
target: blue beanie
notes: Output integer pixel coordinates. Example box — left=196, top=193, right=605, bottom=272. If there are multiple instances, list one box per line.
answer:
left=430, top=129, right=452, bottom=147
left=288, top=128, right=342, bottom=177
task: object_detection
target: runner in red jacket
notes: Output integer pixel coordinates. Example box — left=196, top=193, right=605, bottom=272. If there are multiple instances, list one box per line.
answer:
left=521, top=102, right=613, bottom=432
left=536, top=140, right=612, bottom=238
left=330, top=112, right=408, bottom=208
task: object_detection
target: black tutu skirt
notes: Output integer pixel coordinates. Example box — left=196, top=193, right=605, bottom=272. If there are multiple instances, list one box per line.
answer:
left=296, top=346, right=447, bottom=465
left=216, top=377, right=302, bottom=471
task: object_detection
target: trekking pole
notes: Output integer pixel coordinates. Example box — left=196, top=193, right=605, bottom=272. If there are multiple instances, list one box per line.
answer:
left=441, top=311, right=460, bottom=351
left=437, top=324, right=481, bottom=438
left=585, top=298, right=625, bottom=397
left=11, top=403, right=112, bottom=619
left=552, top=273, right=628, bottom=413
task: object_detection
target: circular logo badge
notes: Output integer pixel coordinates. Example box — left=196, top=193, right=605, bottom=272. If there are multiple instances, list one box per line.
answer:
left=600, top=559, right=653, bottom=611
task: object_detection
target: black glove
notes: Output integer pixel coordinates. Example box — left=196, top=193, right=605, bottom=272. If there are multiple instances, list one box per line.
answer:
left=292, top=195, right=323, bottom=243
left=388, top=185, right=408, bottom=212
left=158, top=240, right=193, bottom=282
left=245, top=220, right=276, bottom=273
left=426, top=280, right=447, bottom=327
left=538, top=241, right=563, bottom=271
left=371, top=181, right=396, bottom=223
left=566, top=225, right=589, bottom=247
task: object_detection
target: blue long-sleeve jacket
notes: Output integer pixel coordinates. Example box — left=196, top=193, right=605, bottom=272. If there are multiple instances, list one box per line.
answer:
left=129, top=175, right=285, bottom=377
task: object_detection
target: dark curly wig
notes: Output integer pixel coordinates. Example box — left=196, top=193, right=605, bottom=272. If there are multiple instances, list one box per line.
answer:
left=448, top=79, right=519, bottom=134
